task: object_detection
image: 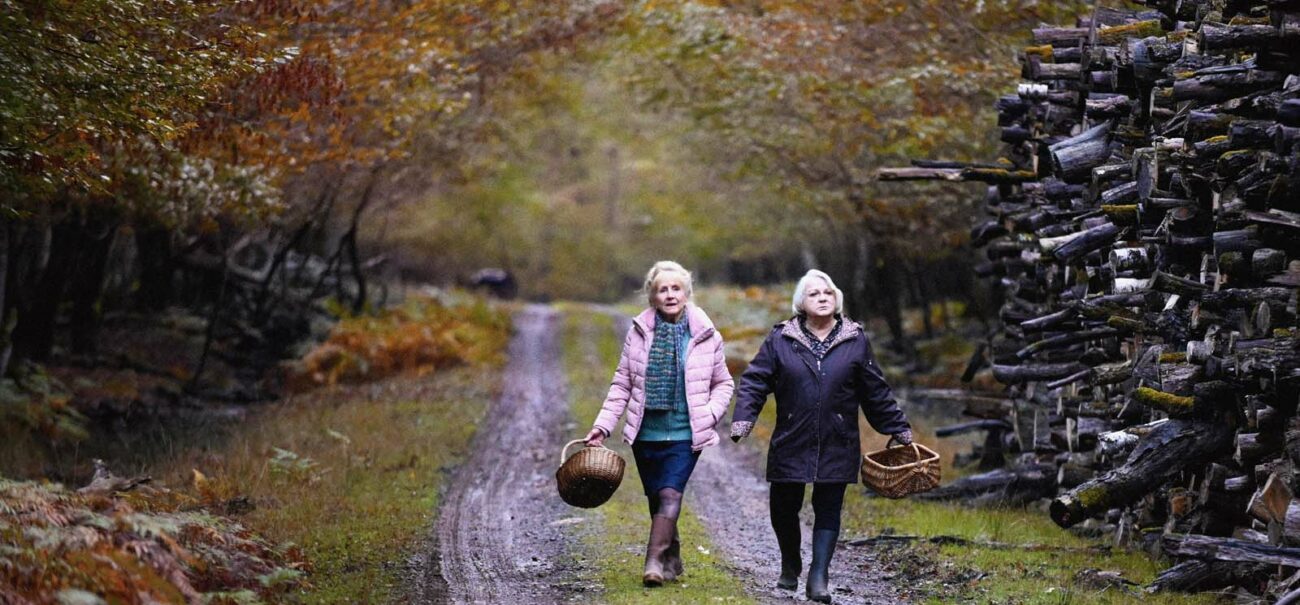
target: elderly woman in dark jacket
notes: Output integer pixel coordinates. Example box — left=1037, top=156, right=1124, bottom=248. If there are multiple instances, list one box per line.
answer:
left=729, top=269, right=912, bottom=604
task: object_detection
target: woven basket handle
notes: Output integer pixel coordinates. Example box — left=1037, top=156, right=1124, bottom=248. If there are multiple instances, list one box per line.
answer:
left=560, top=439, right=590, bottom=466
left=883, top=442, right=940, bottom=468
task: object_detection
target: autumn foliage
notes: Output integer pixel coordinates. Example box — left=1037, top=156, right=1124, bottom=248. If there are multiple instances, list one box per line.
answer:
left=285, top=296, right=510, bottom=391
left=0, top=477, right=307, bottom=604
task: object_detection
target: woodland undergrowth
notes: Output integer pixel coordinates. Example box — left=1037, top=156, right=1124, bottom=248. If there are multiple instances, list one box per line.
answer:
left=0, top=294, right=511, bottom=604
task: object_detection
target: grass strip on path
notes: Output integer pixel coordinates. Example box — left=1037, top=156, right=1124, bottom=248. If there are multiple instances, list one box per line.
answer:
left=559, top=306, right=752, bottom=604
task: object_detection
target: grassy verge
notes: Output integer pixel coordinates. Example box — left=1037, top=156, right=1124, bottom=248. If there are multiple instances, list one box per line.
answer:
left=169, top=367, right=500, bottom=603
left=840, top=496, right=1220, bottom=604
left=149, top=301, right=510, bottom=603
left=559, top=306, right=752, bottom=604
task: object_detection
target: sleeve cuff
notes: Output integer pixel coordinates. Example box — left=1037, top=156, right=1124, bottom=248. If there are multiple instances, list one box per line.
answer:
left=889, top=429, right=913, bottom=445
left=730, top=421, right=755, bottom=440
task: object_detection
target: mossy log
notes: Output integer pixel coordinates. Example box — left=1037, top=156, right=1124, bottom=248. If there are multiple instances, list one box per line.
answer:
left=1130, top=386, right=1200, bottom=416
left=1096, top=19, right=1164, bottom=45
left=960, top=167, right=1039, bottom=184
left=1050, top=418, right=1235, bottom=528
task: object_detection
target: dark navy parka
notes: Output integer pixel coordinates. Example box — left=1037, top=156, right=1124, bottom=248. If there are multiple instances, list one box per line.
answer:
left=732, top=317, right=911, bottom=483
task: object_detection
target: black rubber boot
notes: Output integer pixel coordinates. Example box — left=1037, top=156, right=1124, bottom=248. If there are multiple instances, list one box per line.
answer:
left=773, top=519, right=802, bottom=590
left=806, top=529, right=837, bottom=603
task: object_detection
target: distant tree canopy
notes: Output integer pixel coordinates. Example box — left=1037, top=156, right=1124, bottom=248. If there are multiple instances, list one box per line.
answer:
left=381, top=0, right=1093, bottom=344
left=0, top=0, right=1093, bottom=377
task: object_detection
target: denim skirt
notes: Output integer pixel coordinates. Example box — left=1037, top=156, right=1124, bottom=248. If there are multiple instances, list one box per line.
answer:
left=632, top=440, right=700, bottom=494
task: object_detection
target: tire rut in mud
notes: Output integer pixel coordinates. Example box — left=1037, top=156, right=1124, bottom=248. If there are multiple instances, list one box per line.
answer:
left=410, top=305, right=595, bottom=604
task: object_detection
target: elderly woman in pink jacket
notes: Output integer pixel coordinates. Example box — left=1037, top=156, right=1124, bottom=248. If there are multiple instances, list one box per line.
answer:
left=584, top=260, right=735, bottom=587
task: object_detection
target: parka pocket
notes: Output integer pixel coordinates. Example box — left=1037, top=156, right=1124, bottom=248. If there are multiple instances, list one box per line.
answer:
left=831, top=412, right=858, bottom=441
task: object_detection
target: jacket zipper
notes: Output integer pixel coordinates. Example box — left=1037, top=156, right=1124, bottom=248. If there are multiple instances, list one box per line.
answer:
left=795, top=329, right=854, bottom=482
left=793, top=346, right=822, bottom=482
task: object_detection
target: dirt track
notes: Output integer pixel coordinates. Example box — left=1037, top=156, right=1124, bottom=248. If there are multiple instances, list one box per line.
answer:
left=410, top=305, right=593, bottom=604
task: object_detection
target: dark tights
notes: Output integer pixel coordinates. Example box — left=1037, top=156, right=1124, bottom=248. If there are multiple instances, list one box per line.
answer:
left=647, top=488, right=684, bottom=520
left=769, top=482, right=847, bottom=531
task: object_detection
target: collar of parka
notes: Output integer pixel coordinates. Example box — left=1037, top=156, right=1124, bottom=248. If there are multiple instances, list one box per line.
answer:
left=779, top=314, right=861, bottom=355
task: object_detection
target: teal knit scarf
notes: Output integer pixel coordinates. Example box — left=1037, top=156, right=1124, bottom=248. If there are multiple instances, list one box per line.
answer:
left=644, top=313, right=689, bottom=411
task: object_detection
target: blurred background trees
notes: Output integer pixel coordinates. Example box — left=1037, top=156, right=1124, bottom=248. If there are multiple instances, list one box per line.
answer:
left=1, top=0, right=1096, bottom=377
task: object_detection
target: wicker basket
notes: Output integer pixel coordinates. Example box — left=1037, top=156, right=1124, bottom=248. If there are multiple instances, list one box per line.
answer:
left=861, top=442, right=941, bottom=499
left=556, top=439, right=625, bottom=508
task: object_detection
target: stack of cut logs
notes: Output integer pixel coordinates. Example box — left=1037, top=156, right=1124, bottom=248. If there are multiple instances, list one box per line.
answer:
left=880, top=0, right=1300, bottom=597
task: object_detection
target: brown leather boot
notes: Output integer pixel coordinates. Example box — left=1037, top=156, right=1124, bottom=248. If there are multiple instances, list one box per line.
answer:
left=642, top=515, right=675, bottom=587
left=662, top=527, right=684, bottom=581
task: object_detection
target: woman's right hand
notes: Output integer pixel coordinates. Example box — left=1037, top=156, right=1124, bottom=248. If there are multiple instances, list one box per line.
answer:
left=584, top=427, right=606, bottom=447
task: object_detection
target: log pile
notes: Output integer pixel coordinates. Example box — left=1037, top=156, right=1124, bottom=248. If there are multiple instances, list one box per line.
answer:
left=882, top=1, right=1300, bottom=598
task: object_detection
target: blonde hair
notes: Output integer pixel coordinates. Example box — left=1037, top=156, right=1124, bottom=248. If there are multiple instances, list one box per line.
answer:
left=791, top=269, right=844, bottom=315
left=643, top=261, right=694, bottom=305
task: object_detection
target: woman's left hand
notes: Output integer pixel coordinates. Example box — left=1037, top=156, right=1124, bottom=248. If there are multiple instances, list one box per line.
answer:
left=888, top=430, right=913, bottom=446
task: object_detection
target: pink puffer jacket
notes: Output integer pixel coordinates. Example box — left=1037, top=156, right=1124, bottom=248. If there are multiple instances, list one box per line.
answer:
left=593, top=305, right=734, bottom=451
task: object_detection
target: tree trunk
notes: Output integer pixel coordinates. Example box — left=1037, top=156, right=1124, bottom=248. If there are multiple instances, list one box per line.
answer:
left=69, top=215, right=118, bottom=355
left=0, top=220, right=10, bottom=378
left=13, top=219, right=77, bottom=362
left=135, top=225, right=174, bottom=311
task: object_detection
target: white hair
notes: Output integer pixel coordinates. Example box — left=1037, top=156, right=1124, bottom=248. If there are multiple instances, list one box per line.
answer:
left=643, top=260, right=694, bottom=305
left=791, top=270, right=844, bottom=315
